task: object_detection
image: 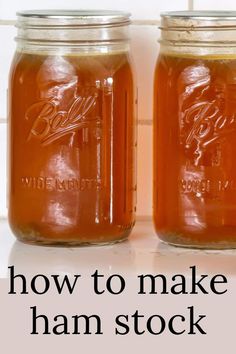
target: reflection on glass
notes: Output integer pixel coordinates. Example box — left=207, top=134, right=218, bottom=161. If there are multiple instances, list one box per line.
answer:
left=8, top=240, right=136, bottom=276
left=152, top=242, right=236, bottom=275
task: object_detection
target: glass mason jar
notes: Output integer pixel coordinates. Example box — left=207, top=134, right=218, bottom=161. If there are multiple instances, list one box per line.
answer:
left=9, top=10, right=136, bottom=246
left=154, top=11, right=236, bottom=249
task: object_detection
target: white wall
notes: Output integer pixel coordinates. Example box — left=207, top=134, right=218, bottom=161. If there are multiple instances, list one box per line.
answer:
left=1, top=0, right=236, bottom=218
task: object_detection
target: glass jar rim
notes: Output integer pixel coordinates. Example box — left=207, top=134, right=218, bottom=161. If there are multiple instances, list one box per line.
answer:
left=161, top=10, right=236, bottom=19
left=15, top=9, right=131, bottom=53
left=159, top=11, right=236, bottom=57
left=17, top=9, right=131, bottom=27
left=161, top=10, right=236, bottom=28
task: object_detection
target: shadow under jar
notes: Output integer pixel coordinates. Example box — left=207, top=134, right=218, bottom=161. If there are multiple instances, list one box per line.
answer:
left=154, top=11, right=236, bottom=249
left=9, top=10, right=136, bottom=246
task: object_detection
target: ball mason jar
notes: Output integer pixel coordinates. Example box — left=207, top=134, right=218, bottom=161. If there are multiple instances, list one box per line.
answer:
left=154, top=11, right=236, bottom=248
left=9, top=10, right=136, bottom=246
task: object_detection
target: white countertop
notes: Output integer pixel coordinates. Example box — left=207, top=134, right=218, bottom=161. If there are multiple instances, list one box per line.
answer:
left=1, top=218, right=236, bottom=278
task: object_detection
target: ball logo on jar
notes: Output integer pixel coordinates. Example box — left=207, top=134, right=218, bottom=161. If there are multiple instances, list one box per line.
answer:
left=183, top=101, right=236, bottom=147
left=25, top=94, right=99, bottom=146
left=178, top=65, right=236, bottom=164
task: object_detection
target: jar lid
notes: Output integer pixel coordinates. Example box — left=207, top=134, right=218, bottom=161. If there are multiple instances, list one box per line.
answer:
left=161, top=11, right=236, bottom=28
left=17, top=10, right=131, bottom=27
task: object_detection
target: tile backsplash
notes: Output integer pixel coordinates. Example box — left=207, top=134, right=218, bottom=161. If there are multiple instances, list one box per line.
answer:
left=0, top=0, right=188, bottom=20
left=1, top=0, right=236, bottom=218
left=0, top=123, right=7, bottom=217
left=0, top=25, right=16, bottom=119
left=194, top=0, right=236, bottom=10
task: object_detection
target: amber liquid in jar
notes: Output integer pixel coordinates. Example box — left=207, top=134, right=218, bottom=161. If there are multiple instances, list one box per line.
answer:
left=9, top=51, right=136, bottom=245
left=154, top=53, right=236, bottom=248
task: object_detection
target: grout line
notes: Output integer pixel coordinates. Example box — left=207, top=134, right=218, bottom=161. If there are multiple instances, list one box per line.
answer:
left=0, top=216, right=7, bottom=220
left=0, top=19, right=160, bottom=26
left=138, top=119, right=153, bottom=125
left=0, top=118, right=7, bottom=124
left=132, top=19, right=160, bottom=26
left=136, top=215, right=152, bottom=222
left=0, top=20, right=16, bottom=25
left=188, top=0, right=194, bottom=10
